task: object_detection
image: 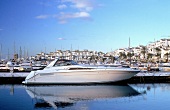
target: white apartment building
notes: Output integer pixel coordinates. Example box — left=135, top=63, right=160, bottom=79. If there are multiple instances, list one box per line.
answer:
left=112, top=38, right=170, bottom=61
left=155, top=39, right=170, bottom=48
left=147, top=42, right=156, bottom=55
left=132, top=47, right=141, bottom=56
left=35, top=49, right=99, bottom=61
left=112, top=48, right=126, bottom=57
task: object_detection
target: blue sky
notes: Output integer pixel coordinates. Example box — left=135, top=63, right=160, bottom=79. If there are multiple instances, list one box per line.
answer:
left=1, top=0, right=170, bottom=58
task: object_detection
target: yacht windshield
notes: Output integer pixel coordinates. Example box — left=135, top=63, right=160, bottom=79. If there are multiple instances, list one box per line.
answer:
left=54, top=59, right=78, bottom=66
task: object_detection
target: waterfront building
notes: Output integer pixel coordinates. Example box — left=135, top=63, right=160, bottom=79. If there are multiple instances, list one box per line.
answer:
left=105, top=38, right=170, bottom=63
left=2, top=38, right=170, bottom=64
left=14, top=54, right=18, bottom=61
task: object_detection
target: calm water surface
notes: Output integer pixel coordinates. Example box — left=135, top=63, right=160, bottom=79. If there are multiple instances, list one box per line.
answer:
left=0, top=83, right=170, bottom=110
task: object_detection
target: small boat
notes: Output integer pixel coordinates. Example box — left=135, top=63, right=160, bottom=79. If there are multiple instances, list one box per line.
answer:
left=131, top=63, right=160, bottom=72
left=0, top=61, right=20, bottom=72
left=22, top=59, right=140, bottom=85
left=159, top=63, right=170, bottom=71
left=19, top=60, right=46, bottom=72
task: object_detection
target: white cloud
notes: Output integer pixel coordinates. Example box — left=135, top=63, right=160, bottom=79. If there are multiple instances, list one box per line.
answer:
left=35, top=15, right=49, bottom=19
left=0, top=29, right=3, bottom=31
left=74, top=12, right=90, bottom=18
left=58, top=4, right=67, bottom=9
left=56, top=11, right=90, bottom=23
left=58, top=37, right=66, bottom=40
left=36, top=0, right=100, bottom=23
left=63, top=0, right=95, bottom=12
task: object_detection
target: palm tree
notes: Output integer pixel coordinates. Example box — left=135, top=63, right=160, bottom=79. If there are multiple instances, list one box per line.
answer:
left=155, top=47, right=161, bottom=54
left=90, top=55, right=98, bottom=63
left=147, top=53, right=153, bottom=62
left=155, top=47, right=161, bottom=62
left=89, top=55, right=93, bottom=62
left=98, top=51, right=104, bottom=55
left=102, top=57, right=107, bottom=63
left=127, top=52, right=132, bottom=59
left=109, top=55, right=115, bottom=63
left=119, top=52, right=123, bottom=60
left=127, top=52, right=134, bottom=59
left=141, top=46, right=147, bottom=60
left=164, top=52, right=170, bottom=62
left=119, top=52, right=126, bottom=60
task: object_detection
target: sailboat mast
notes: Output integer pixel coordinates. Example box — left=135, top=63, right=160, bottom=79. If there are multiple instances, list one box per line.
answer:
left=19, top=46, right=22, bottom=60
left=71, top=44, right=72, bottom=60
left=8, top=48, right=9, bottom=60
left=129, top=37, right=131, bottom=65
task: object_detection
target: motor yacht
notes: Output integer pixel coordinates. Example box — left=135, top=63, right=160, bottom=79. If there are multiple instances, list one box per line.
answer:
left=22, top=59, right=140, bottom=85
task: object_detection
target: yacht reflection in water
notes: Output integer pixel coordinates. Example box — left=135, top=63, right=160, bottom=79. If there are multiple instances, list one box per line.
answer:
left=25, top=85, right=140, bottom=109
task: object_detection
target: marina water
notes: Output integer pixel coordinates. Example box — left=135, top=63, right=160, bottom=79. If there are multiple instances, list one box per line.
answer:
left=0, top=83, right=170, bottom=110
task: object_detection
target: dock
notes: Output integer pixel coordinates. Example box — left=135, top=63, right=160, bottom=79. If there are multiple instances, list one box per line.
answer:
left=1, top=71, right=170, bottom=84
left=0, top=72, right=29, bottom=84
left=128, top=71, right=170, bottom=83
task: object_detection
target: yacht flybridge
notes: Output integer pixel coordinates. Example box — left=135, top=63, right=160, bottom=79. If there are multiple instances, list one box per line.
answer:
left=22, top=59, right=140, bottom=85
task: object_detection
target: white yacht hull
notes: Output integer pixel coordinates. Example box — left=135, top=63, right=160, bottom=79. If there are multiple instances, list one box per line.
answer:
left=24, top=69, right=139, bottom=84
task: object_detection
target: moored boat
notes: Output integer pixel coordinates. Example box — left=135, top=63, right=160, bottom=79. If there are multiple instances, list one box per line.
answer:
left=22, top=59, right=140, bottom=85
